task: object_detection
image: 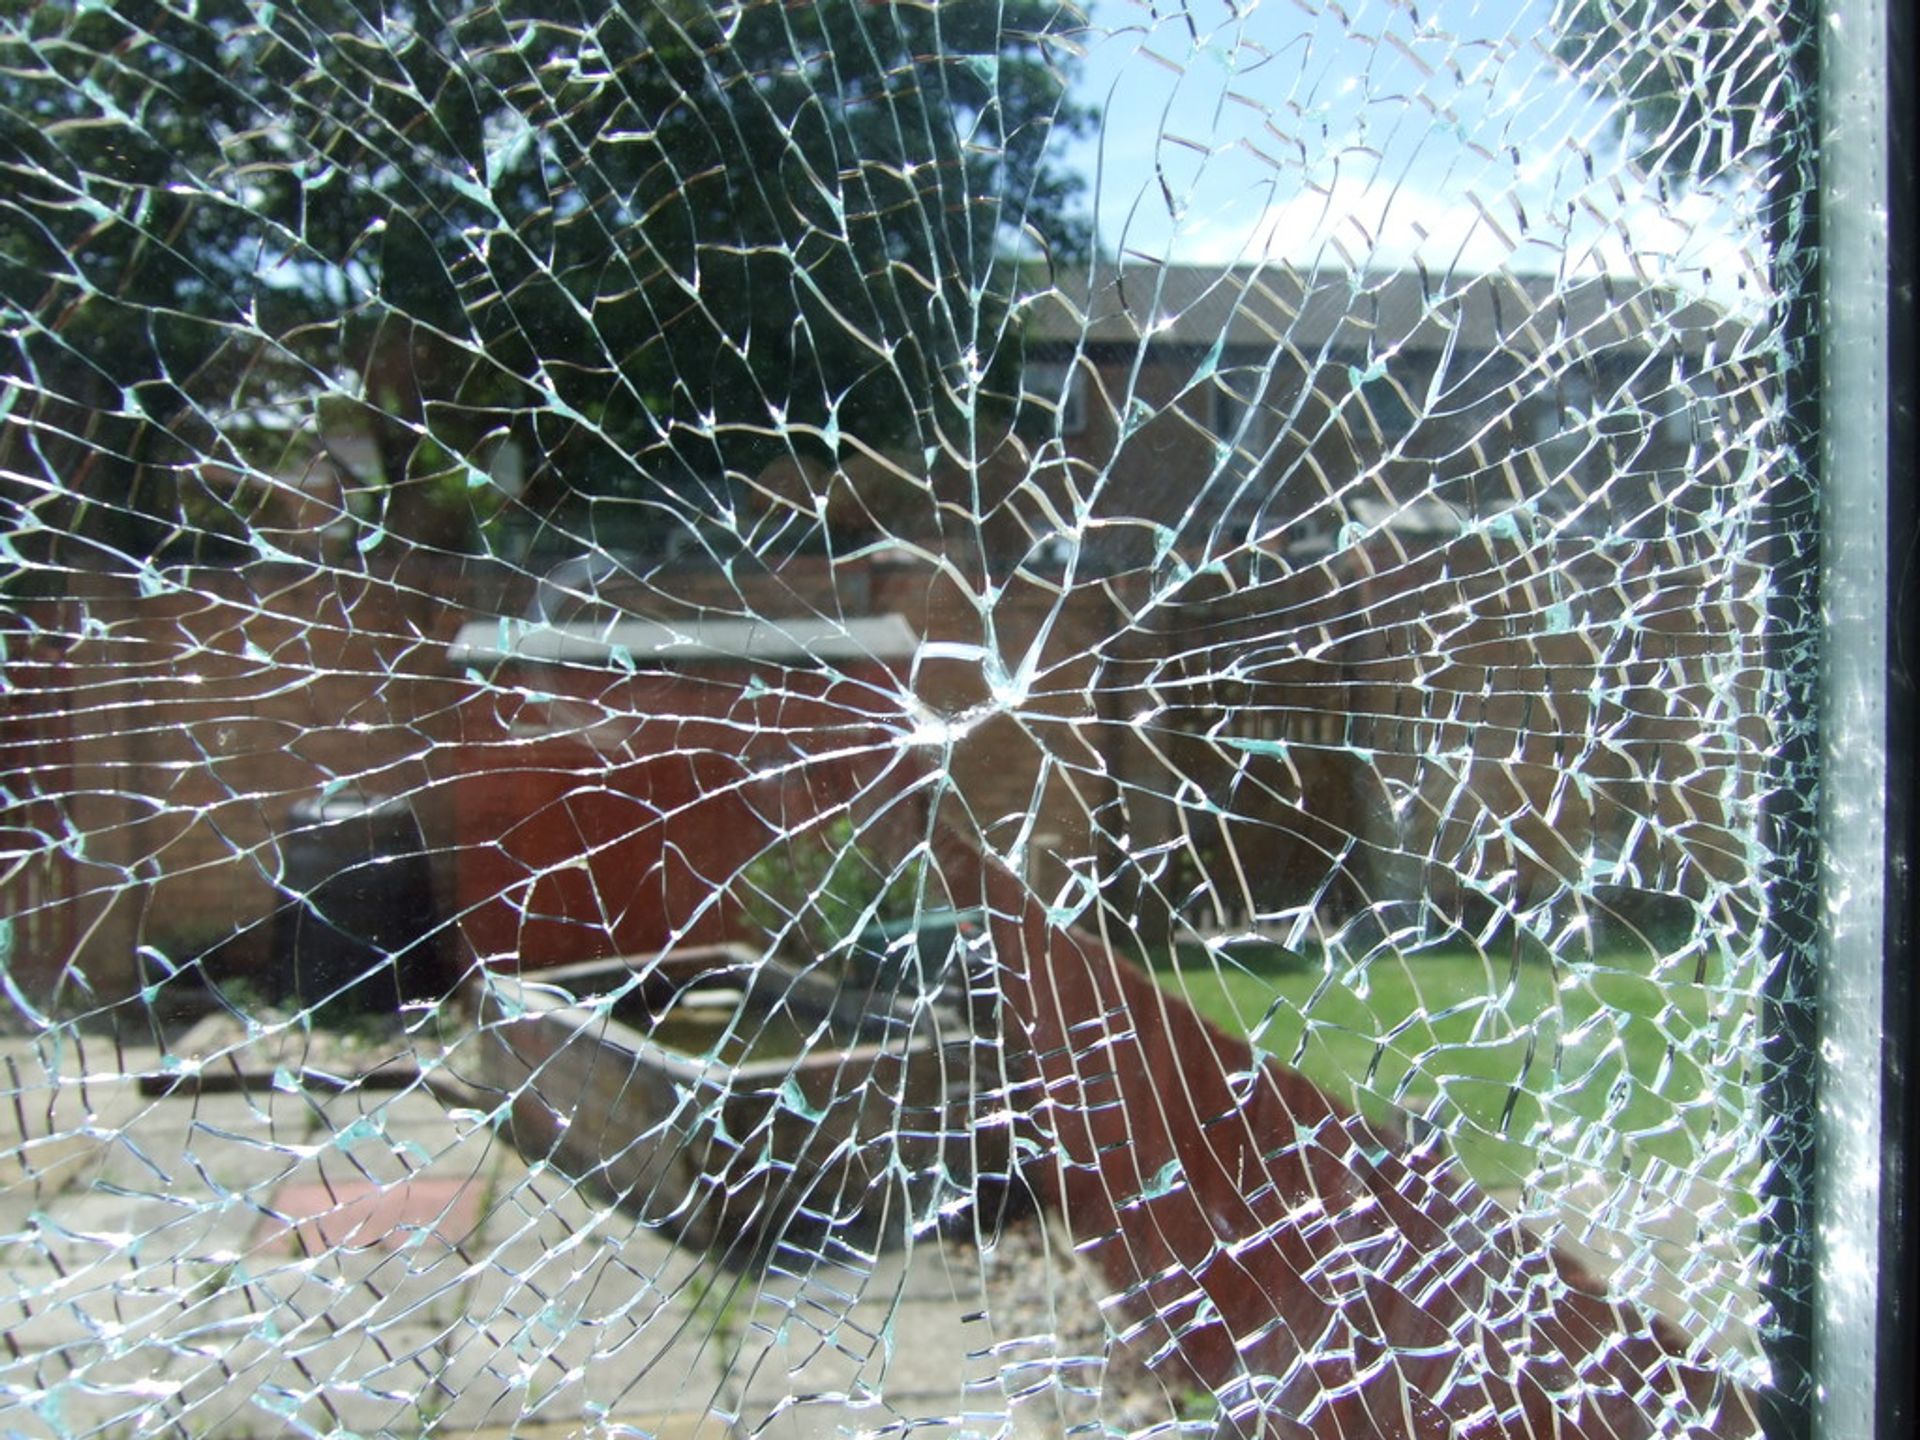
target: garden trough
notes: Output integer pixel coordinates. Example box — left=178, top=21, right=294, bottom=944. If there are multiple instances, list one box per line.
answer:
left=472, top=943, right=1001, bottom=1258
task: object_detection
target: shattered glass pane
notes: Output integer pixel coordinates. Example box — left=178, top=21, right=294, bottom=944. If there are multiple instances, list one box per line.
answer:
left=2, top=2, right=1811, bottom=1437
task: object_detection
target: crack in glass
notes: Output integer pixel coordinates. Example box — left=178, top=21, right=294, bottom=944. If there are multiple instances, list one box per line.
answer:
left=1, top=2, right=1806, bottom=1437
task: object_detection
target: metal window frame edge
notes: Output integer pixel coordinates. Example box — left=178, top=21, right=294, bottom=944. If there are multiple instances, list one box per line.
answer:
left=1813, top=3, right=1910, bottom=1439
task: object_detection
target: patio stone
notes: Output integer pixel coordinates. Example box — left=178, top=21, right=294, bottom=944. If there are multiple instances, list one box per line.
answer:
left=257, top=1174, right=487, bottom=1256
left=0, top=1043, right=1029, bottom=1440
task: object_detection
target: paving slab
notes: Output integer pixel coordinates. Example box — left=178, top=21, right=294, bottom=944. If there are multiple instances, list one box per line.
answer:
left=0, top=1035, right=164, bottom=1201
left=1497, top=1173, right=1765, bottom=1375
left=136, top=1012, right=433, bottom=1099
left=462, top=1419, right=736, bottom=1440
left=0, top=1031, right=1038, bottom=1440
left=720, top=1229, right=1004, bottom=1440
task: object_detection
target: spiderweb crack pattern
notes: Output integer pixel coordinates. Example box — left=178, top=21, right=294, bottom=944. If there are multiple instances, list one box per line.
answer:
left=2, top=2, right=1803, bottom=1437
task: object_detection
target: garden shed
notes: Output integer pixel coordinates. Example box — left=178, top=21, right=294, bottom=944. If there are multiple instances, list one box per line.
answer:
left=445, top=612, right=923, bottom=968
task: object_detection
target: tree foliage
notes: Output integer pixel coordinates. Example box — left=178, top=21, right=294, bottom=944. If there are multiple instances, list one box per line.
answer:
left=1, top=0, right=1095, bottom=564
left=1551, top=0, right=1782, bottom=180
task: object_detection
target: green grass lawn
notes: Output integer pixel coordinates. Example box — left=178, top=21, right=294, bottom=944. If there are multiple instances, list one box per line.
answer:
left=1144, top=938, right=1760, bottom=1204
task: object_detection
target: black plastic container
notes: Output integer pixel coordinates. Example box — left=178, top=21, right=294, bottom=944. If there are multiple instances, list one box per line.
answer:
left=273, top=792, right=440, bottom=1018
left=850, top=909, right=988, bottom=1008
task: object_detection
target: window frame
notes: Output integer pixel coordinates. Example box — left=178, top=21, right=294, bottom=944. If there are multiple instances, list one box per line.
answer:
left=1023, top=356, right=1089, bottom=436
left=1803, top=5, right=1914, bottom=1440
left=1209, top=369, right=1266, bottom=452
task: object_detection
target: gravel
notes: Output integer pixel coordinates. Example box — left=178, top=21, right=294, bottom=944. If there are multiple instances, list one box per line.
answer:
left=967, top=1205, right=1197, bottom=1438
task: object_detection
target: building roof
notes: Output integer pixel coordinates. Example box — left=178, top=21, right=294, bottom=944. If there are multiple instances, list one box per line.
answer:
left=447, top=613, right=922, bottom=669
left=1014, top=264, right=1750, bottom=360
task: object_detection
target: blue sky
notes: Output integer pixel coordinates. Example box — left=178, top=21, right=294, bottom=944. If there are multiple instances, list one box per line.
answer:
left=1050, top=0, right=1769, bottom=314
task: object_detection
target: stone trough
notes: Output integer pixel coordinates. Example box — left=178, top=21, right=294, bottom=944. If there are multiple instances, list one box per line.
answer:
left=472, top=943, right=1000, bottom=1259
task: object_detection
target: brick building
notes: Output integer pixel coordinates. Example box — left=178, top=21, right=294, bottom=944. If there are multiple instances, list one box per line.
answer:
left=1000, top=264, right=1753, bottom=571
left=978, top=264, right=1767, bottom=944
left=4, top=265, right=1770, bottom=1001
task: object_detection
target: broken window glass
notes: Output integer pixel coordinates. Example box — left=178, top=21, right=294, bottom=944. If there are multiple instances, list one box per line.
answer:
left=0, top=2, right=1888, bottom=1438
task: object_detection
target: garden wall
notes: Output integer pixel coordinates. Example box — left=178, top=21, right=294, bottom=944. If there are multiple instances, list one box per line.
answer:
left=6, top=531, right=1766, bottom=1006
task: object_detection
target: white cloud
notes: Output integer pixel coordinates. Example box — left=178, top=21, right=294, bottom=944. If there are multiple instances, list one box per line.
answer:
left=1172, top=165, right=1771, bottom=320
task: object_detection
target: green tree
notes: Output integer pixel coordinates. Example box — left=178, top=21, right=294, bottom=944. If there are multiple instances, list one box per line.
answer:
left=1, top=0, right=1094, bottom=567
left=1551, top=0, right=1781, bottom=179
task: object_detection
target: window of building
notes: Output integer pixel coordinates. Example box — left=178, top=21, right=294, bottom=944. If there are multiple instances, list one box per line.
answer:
left=0, top=6, right=1906, bottom=1440
left=1354, top=373, right=1418, bottom=443
left=1210, top=370, right=1265, bottom=448
left=1023, top=357, right=1089, bottom=435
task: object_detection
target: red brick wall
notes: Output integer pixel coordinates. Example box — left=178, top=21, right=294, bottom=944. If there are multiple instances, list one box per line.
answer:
left=27, top=561, right=484, bottom=1000
left=13, top=528, right=1764, bottom=1004
left=933, top=826, right=1759, bottom=1439
left=1, top=645, right=76, bottom=1003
